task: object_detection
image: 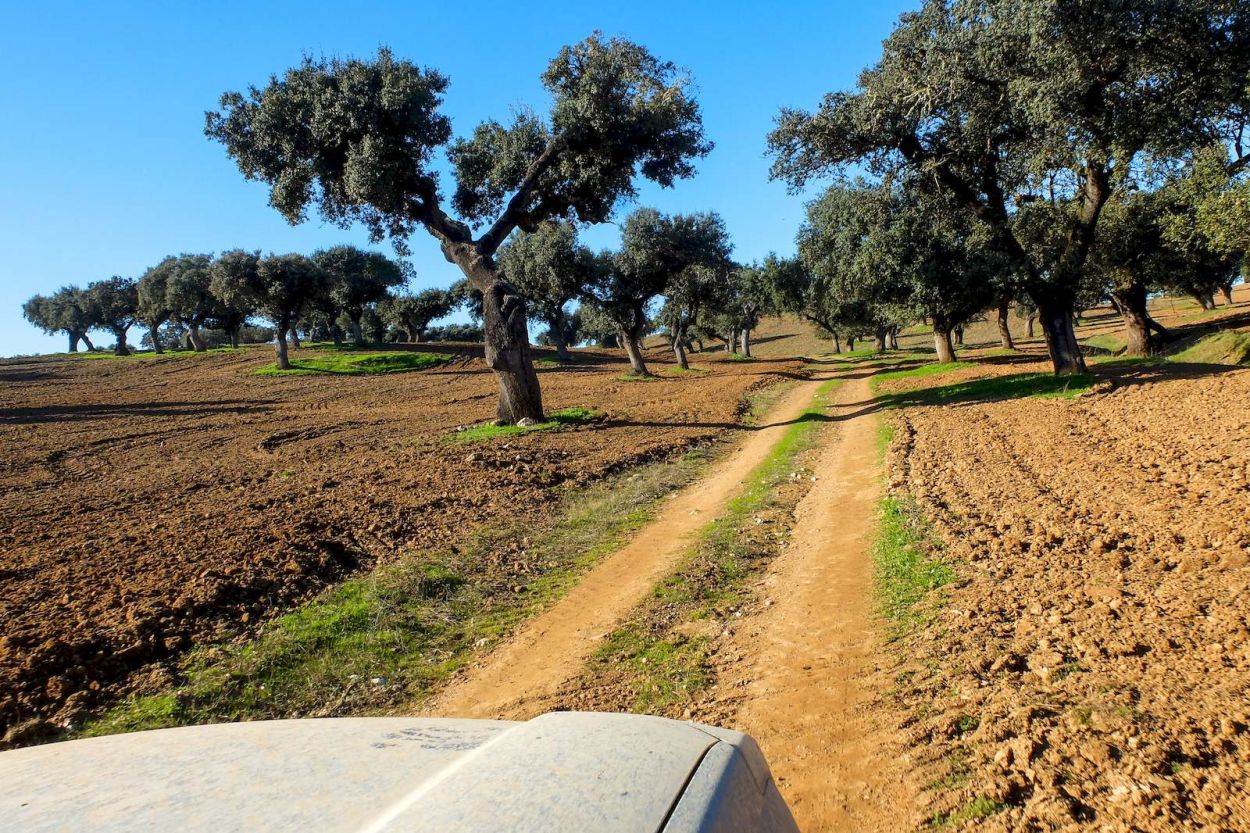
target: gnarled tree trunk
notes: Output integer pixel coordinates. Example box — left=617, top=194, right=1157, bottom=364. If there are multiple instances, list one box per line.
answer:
left=1221, top=283, right=1235, bottom=306
left=548, top=309, right=571, bottom=361
left=953, top=326, right=964, bottom=348
left=739, top=328, right=751, bottom=357
left=67, top=332, right=80, bottom=352
left=112, top=328, right=131, bottom=357
left=1112, top=282, right=1169, bottom=357
left=482, top=277, right=545, bottom=422
left=1036, top=295, right=1087, bottom=375
left=290, top=328, right=302, bottom=349
left=348, top=316, right=365, bottom=347
left=275, top=324, right=292, bottom=370
left=934, top=324, right=956, bottom=364
left=670, top=323, right=689, bottom=370
left=888, top=326, right=899, bottom=350
left=187, top=322, right=207, bottom=352
left=1026, top=316, right=1036, bottom=338
left=149, top=322, right=164, bottom=354
left=874, top=325, right=888, bottom=352
left=831, top=332, right=841, bottom=353
left=997, top=299, right=1015, bottom=350
left=847, top=335, right=856, bottom=351
left=81, top=332, right=95, bottom=351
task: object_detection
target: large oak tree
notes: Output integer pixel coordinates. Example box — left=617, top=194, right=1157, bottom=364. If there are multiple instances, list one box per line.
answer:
left=206, top=35, right=710, bottom=422
left=769, top=0, right=1250, bottom=374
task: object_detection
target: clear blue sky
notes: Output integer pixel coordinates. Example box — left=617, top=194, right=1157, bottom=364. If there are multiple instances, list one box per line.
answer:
left=0, top=0, right=916, bottom=356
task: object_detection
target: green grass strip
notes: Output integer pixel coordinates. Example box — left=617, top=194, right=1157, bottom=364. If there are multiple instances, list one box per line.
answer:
left=256, top=352, right=451, bottom=376
left=588, top=378, right=839, bottom=712
left=449, top=407, right=601, bottom=443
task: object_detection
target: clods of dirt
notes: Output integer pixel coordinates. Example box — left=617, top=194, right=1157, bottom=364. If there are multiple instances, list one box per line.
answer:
left=0, top=344, right=800, bottom=739
left=884, top=363, right=1250, bottom=831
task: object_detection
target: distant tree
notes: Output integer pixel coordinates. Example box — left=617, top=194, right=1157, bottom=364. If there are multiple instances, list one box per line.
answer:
left=572, top=303, right=620, bottom=348
left=583, top=210, right=672, bottom=376
left=210, top=252, right=327, bottom=369
left=136, top=258, right=178, bottom=353
left=497, top=222, right=594, bottom=361
left=85, top=277, right=140, bottom=356
left=651, top=212, right=734, bottom=368
left=160, top=254, right=218, bottom=351
left=769, top=0, right=1250, bottom=374
left=207, top=35, right=710, bottom=423
left=313, top=246, right=409, bottom=346
left=381, top=289, right=454, bottom=343
left=22, top=287, right=97, bottom=352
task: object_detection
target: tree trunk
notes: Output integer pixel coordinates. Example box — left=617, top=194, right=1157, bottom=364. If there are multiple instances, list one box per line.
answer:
left=549, top=310, right=571, bottom=361
left=953, top=326, right=965, bottom=348
left=482, top=277, right=545, bottom=423
left=670, top=323, right=689, bottom=370
left=888, top=326, right=899, bottom=350
left=275, top=327, right=291, bottom=370
left=847, top=335, right=856, bottom=351
left=229, top=327, right=240, bottom=349
left=832, top=332, right=841, bottom=354
left=67, top=332, right=80, bottom=352
left=740, top=328, right=752, bottom=357
left=1113, top=283, right=1158, bottom=357
left=149, top=323, right=164, bottom=354
left=81, top=333, right=95, bottom=351
left=290, top=328, right=302, bottom=349
left=113, top=327, right=131, bottom=357
left=934, top=325, right=957, bottom=364
left=1221, top=283, right=1235, bottom=306
left=187, top=323, right=206, bottom=352
left=1195, top=293, right=1215, bottom=311
left=725, top=328, right=737, bottom=353
left=1026, top=316, right=1036, bottom=338
left=622, top=332, right=650, bottom=375
left=349, top=316, right=365, bottom=347
left=874, top=325, right=888, bottom=352
left=1036, top=296, right=1088, bottom=374
left=997, top=299, right=1015, bottom=350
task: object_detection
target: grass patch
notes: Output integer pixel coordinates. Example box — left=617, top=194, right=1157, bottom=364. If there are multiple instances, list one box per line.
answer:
left=256, top=352, right=451, bottom=376
left=661, top=365, right=710, bottom=376
left=1170, top=330, right=1250, bottom=365
left=930, top=796, right=1007, bottom=827
left=870, top=361, right=974, bottom=393
left=80, top=448, right=713, bottom=737
left=585, top=379, right=839, bottom=713
left=874, top=496, right=954, bottom=641
left=450, top=407, right=601, bottom=443
left=1081, top=334, right=1124, bottom=355
left=616, top=372, right=663, bottom=382
left=876, top=370, right=1094, bottom=407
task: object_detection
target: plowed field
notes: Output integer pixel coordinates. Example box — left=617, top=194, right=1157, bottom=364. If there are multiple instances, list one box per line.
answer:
left=884, top=361, right=1250, bottom=831
left=0, top=344, right=802, bottom=739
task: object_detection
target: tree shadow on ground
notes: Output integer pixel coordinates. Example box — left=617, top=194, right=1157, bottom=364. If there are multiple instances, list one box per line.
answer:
left=0, top=400, right=277, bottom=425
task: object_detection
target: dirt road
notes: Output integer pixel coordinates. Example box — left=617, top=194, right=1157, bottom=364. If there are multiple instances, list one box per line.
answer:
left=717, top=373, right=915, bottom=831
left=424, top=376, right=832, bottom=720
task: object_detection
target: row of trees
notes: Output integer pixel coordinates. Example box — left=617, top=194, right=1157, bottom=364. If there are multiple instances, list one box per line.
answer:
left=496, top=209, right=774, bottom=376
left=22, top=247, right=463, bottom=367
left=767, top=0, right=1250, bottom=372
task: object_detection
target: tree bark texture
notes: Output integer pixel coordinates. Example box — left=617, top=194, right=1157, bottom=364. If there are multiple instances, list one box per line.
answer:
left=997, top=299, right=1015, bottom=350
left=934, top=325, right=957, bottom=364
left=482, top=278, right=545, bottom=422
left=1036, top=296, right=1088, bottom=374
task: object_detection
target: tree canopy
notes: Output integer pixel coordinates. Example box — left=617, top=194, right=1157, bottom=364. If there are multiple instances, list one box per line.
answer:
left=206, top=33, right=711, bottom=422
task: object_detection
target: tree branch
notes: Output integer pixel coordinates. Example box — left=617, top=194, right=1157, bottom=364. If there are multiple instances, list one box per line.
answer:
left=477, top=137, right=568, bottom=255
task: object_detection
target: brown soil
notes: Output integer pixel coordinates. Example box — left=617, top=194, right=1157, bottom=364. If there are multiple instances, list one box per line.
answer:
left=0, top=343, right=802, bottom=738
left=712, top=374, right=917, bottom=832
left=884, top=362, right=1250, bottom=831
left=423, top=376, right=831, bottom=721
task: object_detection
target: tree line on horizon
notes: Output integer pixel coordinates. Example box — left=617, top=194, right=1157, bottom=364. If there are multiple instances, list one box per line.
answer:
left=21, top=2, right=1250, bottom=415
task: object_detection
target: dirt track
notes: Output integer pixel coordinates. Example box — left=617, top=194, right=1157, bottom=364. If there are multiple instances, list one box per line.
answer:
left=0, top=344, right=801, bottom=737
left=424, top=376, right=831, bottom=721
left=885, top=362, right=1250, bottom=831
